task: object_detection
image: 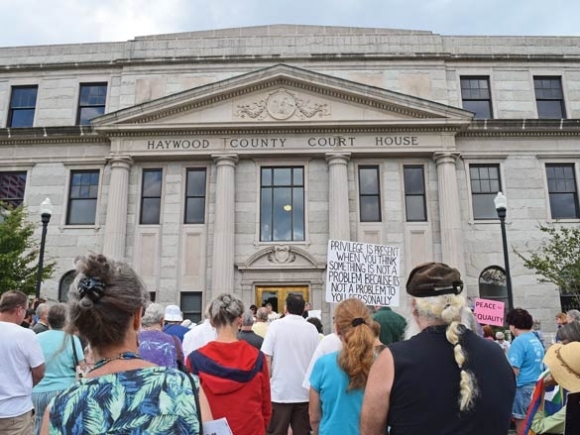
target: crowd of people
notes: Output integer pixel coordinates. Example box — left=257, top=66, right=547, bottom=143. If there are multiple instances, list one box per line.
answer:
left=0, top=254, right=579, bottom=435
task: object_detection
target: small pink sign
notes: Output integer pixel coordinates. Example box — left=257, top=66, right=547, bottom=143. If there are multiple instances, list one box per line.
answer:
left=473, top=298, right=505, bottom=326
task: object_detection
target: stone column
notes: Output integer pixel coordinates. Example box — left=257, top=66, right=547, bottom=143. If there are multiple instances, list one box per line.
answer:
left=102, top=155, right=133, bottom=260
left=211, top=155, right=238, bottom=294
left=326, top=153, right=351, bottom=241
left=434, top=152, right=465, bottom=275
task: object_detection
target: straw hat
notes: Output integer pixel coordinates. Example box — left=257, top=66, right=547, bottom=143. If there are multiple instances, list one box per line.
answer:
left=543, top=342, right=580, bottom=393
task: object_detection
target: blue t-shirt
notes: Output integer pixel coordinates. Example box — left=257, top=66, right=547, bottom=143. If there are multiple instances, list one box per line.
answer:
left=163, top=324, right=190, bottom=342
left=508, top=331, right=545, bottom=387
left=33, top=330, right=84, bottom=393
left=309, top=351, right=364, bottom=435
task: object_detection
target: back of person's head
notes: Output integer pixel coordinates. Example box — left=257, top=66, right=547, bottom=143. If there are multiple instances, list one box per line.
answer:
left=482, top=325, right=494, bottom=338
left=141, top=303, right=165, bottom=328
left=306, top=317, right=323, bottom=334
left=370, top=320, right=381, bottom=338
left=68, top=254, right=147, bottom=351
left=567, top=309, right=580, bottom=323
left=285, top=293, right=305, bottom=315
left=209, top=293, right=244, bottom=328
left=241, top=310, right=254, bottom=327
left=36, top=302, right=49, bottom=319
left=256, top=307, right=269, bottom=321
left=495, top=331, right=505, bottom=341
left=47, top=303, right=67, bottom=330
left=506, top=308, right=533, bottom=330
left=406, top=262, right=477, bottom=412
left=0, top=290, right=27, bottom=313
left=335, top=298, right=375, bottom=390
left=555, top=312, right=568, bottom=324
left=249, top=304, right=258, bottom=315
left=556, top=321, right=580, bottom=343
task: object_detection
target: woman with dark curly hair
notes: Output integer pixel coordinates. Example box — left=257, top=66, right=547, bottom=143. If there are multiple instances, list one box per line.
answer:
left=40, top=254, right=211, bottom=435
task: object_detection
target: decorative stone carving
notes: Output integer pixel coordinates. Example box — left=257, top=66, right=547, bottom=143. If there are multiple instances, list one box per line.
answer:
left=235, top=89, right=330, bottom=121
left=267, top=246, right=297, bottom=264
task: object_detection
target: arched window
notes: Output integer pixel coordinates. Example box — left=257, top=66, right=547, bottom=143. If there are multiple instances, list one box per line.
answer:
left=478, top=266, right=508, bottom=309
left=58, top=270, right=76, bottom=302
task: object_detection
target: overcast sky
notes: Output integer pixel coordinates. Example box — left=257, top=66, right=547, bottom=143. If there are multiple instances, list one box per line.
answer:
left=1, top=0, right=579, bottom=47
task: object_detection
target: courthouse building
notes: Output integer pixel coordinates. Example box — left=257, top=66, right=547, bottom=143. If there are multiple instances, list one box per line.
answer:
left=1, top=25, right=579, bottom=328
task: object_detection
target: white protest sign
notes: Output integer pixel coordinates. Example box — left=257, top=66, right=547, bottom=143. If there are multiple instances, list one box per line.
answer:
left=203, top=417, right=234, bottom=435
left=325, top=240, right=401, bottom=307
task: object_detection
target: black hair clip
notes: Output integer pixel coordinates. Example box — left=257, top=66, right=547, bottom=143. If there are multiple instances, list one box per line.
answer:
left=78, top=277, right=105, bottom=302
left=351, top=317, right=366, bottom=327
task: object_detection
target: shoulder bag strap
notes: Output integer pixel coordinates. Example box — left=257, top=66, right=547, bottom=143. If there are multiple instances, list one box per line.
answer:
left=186, top=372, right=204, bottom=435
left=71, top=335, right=79, bottom=369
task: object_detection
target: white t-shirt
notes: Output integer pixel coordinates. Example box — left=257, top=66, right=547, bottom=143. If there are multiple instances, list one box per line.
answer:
left=302, top=332, right=343, bottom=389
left=0, top=321, right=45, bottom=417
left=261, top=314, right=320, bottom=403
left=182, top=319, right=216, bottom=357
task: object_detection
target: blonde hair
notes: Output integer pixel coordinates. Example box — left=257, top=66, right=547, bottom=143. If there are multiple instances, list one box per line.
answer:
left=335, top=298, right=375, bottom=391
left=414, top=294, right=478, bottom=412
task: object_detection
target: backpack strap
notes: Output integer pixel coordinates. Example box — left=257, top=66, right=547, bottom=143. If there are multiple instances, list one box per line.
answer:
left=186, top=372, right=204, bottom=435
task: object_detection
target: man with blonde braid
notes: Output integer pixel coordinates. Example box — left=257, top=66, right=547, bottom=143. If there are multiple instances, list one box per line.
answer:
left=361, top=262, right=515, bottom=435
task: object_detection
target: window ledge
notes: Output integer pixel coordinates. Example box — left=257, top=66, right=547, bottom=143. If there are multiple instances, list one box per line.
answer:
left=468, top=219, right=513, bottom=226
left=59, top=224, right=101, bottom=231
left=254, top=240, right=311, bottom=247
left=546, top=218, right=580, bottom=224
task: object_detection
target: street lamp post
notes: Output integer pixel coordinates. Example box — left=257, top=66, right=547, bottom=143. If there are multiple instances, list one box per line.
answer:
left=494, top=192, right=514, bottom=312
left=35, top=197, right=53, bottom=299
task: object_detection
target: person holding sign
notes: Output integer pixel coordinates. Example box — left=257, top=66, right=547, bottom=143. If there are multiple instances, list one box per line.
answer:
left=360, top=262, right=515, bottom=435
left=308, top=298, right=375, bottom=435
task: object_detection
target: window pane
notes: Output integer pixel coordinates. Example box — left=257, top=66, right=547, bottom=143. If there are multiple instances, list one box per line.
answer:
left=359, top=168, right=379, bottom=195
left=80, top=172, right=91, bottom=185
left=143, top=170, right=162, bottom=197
left=185, top=197, right=205, bottom=224
left=406, top=196, right=427, bottom=222
left=180, top=292, right=202, bottom=323
left=11, top=87, right=37, bottom=107
left=292, top=187, right=305, bottom=241
left=273, top=187, right=292, bottom=241
left=261, top=168, right=272, bottom=187
left=550, top=193, right=579, bottom=219
left=79, top=107, right=105, bottom=125
left=0, top=172, right=27, bottom=207
left=463, top=100, right=492, bottom=119
left=187, top=170, right=206, bottom=197
left=273, top=168, right=292, bottom=186
left=473, top=194, right=498, bottom=219
left=293, top=168, right=303, bottom=186
left=9, top=109, right=35, bottom=128
left=537, top=100, right=564, bottom=118
left=404, top=167, right=424, bottom=195
left=68, top=199, right=97, bottom=225
left=260, top=188, right=272, bottom=241
left=141, top=197, right=161, bottom=225
left=360, top=196, right=380, bottom=222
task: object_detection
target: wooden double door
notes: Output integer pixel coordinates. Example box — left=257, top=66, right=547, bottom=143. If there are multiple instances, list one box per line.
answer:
left=256, top=286, right=309, bottom=314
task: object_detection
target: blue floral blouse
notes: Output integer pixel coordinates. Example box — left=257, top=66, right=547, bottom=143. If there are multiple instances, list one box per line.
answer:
left=48, top=366, right=200, bottom=434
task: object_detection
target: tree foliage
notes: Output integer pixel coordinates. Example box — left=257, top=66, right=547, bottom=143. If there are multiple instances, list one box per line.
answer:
left=515, top=224, right=580, bottom=294
left=0, top=205, right=55, bottom=295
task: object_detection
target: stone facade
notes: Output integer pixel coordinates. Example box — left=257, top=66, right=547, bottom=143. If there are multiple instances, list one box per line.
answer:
left=1, top=25, right=580, bottom=332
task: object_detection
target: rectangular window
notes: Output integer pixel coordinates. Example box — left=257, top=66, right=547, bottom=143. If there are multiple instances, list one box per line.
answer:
left=260, top=167, right=305, bottom=241
left=181, top=292, right=202, bottom=323
left=77, top=83, right=107, bottom=125
left=184, top=169, right=207, bottom=224
left=358, top=166, right=381, bottom=222
left=534, top=77, right=566, bottom=119
left=460, top=76, right=492, bottom=119
left=67, top=170, right=100, bottom=225
left=140, top=169, right=162, bottom=225
left=0, top=172, right=27, bottom=209
left=403, top=166, right=427, bottom=222
left=546, top=164, right=580, bottom=219
left=8, top=86, right=38, bottom=128
left=470, top=164, right=502, bottom=220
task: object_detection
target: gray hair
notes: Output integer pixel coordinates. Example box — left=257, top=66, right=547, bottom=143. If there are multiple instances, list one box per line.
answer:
left=209, top=293, right=244, bottom=328
left=141, top=303, right=165, bottom=327
left=241, top=310, right=255, bottom=327
left=567, top=310, right=580, bottom=322
left=36, top=303, right=49, bottom=319
left=47, top=303, right=67, bottom=330
left=256, top=307, right=269, bottom=321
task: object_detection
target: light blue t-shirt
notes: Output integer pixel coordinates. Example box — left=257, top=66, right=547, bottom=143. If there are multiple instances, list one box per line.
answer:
left=508, top=331, right=545, bottom=387
left=32, top=330, right=84, bottom=393
left=309, top=351, right=364, bottom=435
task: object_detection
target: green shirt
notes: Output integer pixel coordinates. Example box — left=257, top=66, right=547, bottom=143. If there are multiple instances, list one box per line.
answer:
left=372, top=307, right=406, bottom=345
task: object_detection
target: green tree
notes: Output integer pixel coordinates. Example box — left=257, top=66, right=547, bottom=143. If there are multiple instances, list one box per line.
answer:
left=515, top=225, right=580, bottom=303
left=0, top=205, right=55, bottom=296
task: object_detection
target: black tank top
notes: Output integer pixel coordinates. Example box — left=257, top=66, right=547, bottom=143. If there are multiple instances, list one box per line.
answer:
left=387, top=325, right=516, bottom=435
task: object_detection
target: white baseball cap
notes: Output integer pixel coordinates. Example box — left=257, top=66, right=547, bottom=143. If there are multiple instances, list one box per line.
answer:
left=164, top=305, right=183, bottom=322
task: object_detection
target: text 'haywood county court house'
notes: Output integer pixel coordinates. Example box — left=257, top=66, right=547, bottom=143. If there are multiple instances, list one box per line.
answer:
left=1, top=25, right=579, bottom=330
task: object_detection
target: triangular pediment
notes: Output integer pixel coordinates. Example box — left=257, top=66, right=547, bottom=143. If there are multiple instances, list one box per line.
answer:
left=93, top=64, right=472, bottom=130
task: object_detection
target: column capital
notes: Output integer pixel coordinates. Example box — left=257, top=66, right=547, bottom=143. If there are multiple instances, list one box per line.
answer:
left=325, top=152, right=351, bottom=166
left=433, top=152, right=460, bottom=166
left=107, top=154, right=133, bottom=170
left=212, top=154, right=239, bottom=167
